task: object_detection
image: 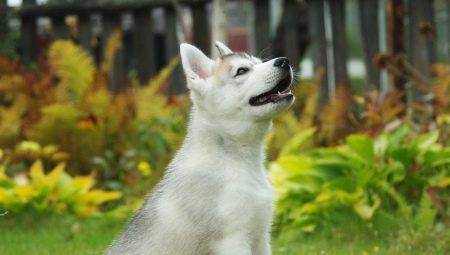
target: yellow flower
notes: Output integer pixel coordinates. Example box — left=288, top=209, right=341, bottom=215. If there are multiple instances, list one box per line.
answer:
left=138, top=161, right=152, bottom=176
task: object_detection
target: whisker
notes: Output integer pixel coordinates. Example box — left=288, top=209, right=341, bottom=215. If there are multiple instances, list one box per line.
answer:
left=257, top=46, right=273, bottom=59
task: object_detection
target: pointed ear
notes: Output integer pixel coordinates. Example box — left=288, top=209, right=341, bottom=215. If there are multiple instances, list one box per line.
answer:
left=180, top=43, right=214, bottom=82
left=215, top=41, right=233, bottom=58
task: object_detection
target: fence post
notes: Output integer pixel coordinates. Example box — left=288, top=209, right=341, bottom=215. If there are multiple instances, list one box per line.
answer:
left=275, top=0, right=308, bottom=69
left=386, top=0, right=406, bottom=92
left=133, top=8, right=156, bottom=84
left=191, top=2, right=209, bottom=55
left=78, top=14, right=92, bottom=53
left=164, top=6, right=183, bottom=96
left=253, top=0, right=271, bottom=57
left=20, top=0, right=38, bottom=63
left=52, top=15, right=68, bottom=39
left=329, top=0, right=349, bottom=87
left=102, top=12, right=125, bottom=92
left=408, top=0, right=436, bottom=76
left=0, top=0, right=8, bottom=43
left=358, top=0, right=380, bottom=88
left=307, top=0, right=329, bottom=104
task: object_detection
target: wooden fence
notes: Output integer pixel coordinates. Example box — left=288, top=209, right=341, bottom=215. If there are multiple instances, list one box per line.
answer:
left=6, top=0, right=445, bottom=100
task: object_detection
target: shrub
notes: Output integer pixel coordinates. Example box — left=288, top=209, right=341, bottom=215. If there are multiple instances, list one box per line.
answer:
left=0, top=40, right=187, bottom=194
left=0, top=160, right=122, bottom=218
left=271, top=124, right=450, bottom=232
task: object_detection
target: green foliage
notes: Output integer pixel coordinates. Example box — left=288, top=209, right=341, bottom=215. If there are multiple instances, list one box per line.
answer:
left=0, top=160, right=122, bottom=218
left=0, top=40, right=186, bottom=197
left=271, top=125, right=450, bottom=232
left=48, top=41, right=95, bottom=101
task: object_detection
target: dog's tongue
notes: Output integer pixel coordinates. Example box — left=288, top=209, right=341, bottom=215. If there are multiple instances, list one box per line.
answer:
left=268, top=93, right=291, bottom=103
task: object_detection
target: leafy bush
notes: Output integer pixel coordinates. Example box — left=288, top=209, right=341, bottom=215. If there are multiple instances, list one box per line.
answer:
left=271, top=125, right=450, bottom=232
left=1, top=140, right=69, bottom=177
left=0, top=40, right=187, bottom=195
left=0, top=160, right=122, bottom=218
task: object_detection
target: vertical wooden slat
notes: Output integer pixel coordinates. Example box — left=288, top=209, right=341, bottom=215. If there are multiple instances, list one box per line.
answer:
left=164, top=6, right=183, bottom=96
left=359, top=0, right=380, bottom=88
left=211, top=0, right=227, bottom=57
left=281, top=0, right=300, bottom=68
left=0, top=0, right=8, bottom=41
left=52, top=15, right=67, bottom=39
left=133, top=8, right=156, bottom=83
left=329, top=0, right=349, bottom=86
left=0, top=4, right=5, bottom=32
left=307, top=0, right=329, bottom=103
left=20, top=0, right=38, bottom=63
left=102, top=12, right=124, bottom=92
left=408, top=0, right=436, bottom=76
left=386, top=0, right=406, bottom=91
left=191, top=2, right=209, bottom=55
left=253, top=0, right=271, bottom=57
left=448, top=1, right=450, bottom=55
left=78, top=14, right=92, bottom=53
left=274, top=0, right=308, bottom=69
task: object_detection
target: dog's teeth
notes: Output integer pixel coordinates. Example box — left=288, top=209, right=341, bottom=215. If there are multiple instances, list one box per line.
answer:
left=278, top=91, right=281, bottom=95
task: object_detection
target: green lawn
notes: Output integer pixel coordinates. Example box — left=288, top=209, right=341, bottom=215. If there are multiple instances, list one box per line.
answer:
left=0, top=212, right=448, bottom=255
left=0, top=214, right=126, bottom=255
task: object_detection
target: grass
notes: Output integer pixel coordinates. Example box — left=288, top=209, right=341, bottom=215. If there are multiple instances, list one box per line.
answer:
left=272, top=211, right=450, bottom=255
left=0, top=211, right=448, bottom=255
left=0, top=213, right=126, bottom=255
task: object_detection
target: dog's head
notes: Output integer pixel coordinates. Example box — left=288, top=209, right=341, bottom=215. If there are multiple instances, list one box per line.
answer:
left=180, top=42, right=294, bottom=121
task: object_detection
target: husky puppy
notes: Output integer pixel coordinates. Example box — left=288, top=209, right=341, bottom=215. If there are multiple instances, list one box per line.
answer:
left=107, top=42, right=294, bottom=255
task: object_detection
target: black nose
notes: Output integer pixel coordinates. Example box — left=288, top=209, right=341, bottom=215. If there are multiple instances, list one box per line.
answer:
left=273, top=57, right=290, bottom=71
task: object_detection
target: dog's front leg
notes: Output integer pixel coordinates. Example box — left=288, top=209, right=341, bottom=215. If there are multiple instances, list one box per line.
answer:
left=253, top=233, right=271, bottom=255
left=213, top=234, right=252, bottom=255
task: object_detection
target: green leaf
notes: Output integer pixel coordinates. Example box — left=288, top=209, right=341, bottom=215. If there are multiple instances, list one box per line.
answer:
left=345, top=134, right=374, bottom=163
left=276, top=156, right=314, bottom=175
left=385, top=160, right=406, bottom=184
left=436, top=177, right=450, bottom=188
left=279, top=127, right=316, bottom=157
left=322, top=177, right=355, bottom=192
left=388, top=147, right=415, bottom=168
left=414, top=193, right=436, bottom=230
left=422, top=149, right=450, bottom=168
left=412, top=131, right=439, bottom=151
left=353, top=194, right=381, bottom=220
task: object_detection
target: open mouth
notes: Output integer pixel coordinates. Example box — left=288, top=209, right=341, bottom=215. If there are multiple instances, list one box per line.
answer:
left=249, top=76, right=293, bottom=106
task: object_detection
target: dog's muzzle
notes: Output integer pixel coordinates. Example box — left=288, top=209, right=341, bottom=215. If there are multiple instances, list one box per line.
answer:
left=249, top=58, right=294, bottom=106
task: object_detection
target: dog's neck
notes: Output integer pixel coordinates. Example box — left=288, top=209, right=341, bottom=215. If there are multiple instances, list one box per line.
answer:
left=185, top=106, right=270, bottom=160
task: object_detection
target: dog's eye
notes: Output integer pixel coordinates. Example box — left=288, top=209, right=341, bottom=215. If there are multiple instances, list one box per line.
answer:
left=235, top=67, right=249, bottom=77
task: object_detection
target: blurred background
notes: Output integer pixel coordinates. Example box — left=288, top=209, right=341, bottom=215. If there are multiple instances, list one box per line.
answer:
left=0, top=0, right=449, bottom=254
